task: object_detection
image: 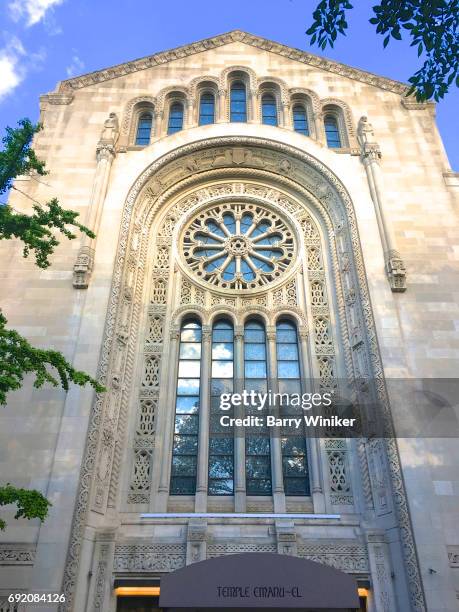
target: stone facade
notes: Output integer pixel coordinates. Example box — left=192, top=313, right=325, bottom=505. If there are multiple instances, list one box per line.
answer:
left=0, top=31, right=458, bottom=612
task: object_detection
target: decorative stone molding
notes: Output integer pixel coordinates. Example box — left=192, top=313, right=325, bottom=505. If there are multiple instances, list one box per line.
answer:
left=73, top=112, right=118, bottom=289
left=57, top=30, right=407, bottom=96
left=443, top=171, right=459, bottom=188
left=358, top=116, right=407, bottom=292
left=0, top=545, right=35, bottom=565
left=207, top=544, right=277, bottom=557
left=61, top=136, right=425, bottom=612
left=447, top=545, right=459, bottom=568
left=72, top=246, right=94, bottom=289
left=297, top=541, right=369, bottom=573
left=113, top=544, right=186, bottom=572
left=41, top=93, right=74, bottom=105
left=401, top=98, right=435, bottom=110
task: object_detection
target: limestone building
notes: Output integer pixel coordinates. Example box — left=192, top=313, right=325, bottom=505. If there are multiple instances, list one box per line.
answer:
left=0, top=30, right=458, bottom=612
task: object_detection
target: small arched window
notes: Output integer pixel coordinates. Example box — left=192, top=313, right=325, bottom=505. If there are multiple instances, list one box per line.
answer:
left=135, top=113, right=153, bottom=145
left=261, top=94, right=278, bottom=126
left=230, top=81, right=247, bottom=123
left=170, top=320, right=202, bottom=495
left=199, top=92, right=215, bottom=125
left=293, top=105, right=309, bottom=136
left=168, top=102, right=184, bottom=135
left=324, top=114, right=341, bottom=148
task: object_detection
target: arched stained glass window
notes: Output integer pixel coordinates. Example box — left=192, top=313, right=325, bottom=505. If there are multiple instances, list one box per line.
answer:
left=244, top=320, right=272, bottom=495
left=293, top=105, right=309, bottom=136
left=170, top=320, right=202, bottom=494
left=209, top=320, right=234, bottom=495
left=168, top=102, right=184, bottom=135
left=261, top=94, right=278, bottom=126
left=276, top=320, right=310, bottom=496
left=135, top=113, right=153, bottom=145
left=199, top=92, right=215, bottom=125
left=230, top=81, right=247, bottom=123
left=324, top=114, right=341, bottom=148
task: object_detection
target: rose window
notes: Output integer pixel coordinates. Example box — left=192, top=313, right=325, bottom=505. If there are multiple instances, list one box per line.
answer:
left=182, top=203, right=295, bottom=289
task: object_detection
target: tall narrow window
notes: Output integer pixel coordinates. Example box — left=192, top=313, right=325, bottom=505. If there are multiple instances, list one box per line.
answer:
left=244, top=320, right=272, bottom=495
left=168, top=102, right=184, bottom=135
left=261, top=94, right=278, bottom=126
left=135, top=113, right=152, bottom=145
left=324, top=114, right=341, bottom=148
left=199, top=92, right=215, bottom=125
left=276, top=320, right=310, bottom=495
left=209, top=320, right=234, bottom=495
left=230, top=81, right=247, bottom=123
left=293, top=105, right=309, bottom=136
left=170, top=320, right=202, bottom=495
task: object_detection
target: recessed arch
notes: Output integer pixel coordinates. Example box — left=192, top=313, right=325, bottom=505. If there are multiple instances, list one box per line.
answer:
left=63, top=134, right=424, bottom=612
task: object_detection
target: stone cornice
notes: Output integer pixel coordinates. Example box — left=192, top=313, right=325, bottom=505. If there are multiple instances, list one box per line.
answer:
left=55, top=30, right=408, bottom=96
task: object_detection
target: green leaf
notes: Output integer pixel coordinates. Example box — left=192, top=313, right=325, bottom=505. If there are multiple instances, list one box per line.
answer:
left=0, top=484, right=51, bottom=531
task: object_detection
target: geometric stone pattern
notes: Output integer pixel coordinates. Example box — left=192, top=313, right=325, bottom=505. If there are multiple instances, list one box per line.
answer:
left=113, top=544, right=186, bottom=572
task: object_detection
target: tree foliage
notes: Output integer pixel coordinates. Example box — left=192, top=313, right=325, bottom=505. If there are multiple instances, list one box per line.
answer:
left=0, top=311, right=104, bottom=405
left=0, top=119, right=46, bottom=194
left=0, top=119, right=105, bottom=529
left=0, top=484, right=51, bottom=531
left=1, top=119, right=95, bottom=268
left=306, top=0, right=459, bottom=101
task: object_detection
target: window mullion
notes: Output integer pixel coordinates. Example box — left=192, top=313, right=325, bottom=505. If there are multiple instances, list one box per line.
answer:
left=234, top=325, right=246, bottom=511
left=195, top=326, right=212, bottom=511
left=266, top=326, right=286, bottom=512
left=298, top=327, right=325, bottom=510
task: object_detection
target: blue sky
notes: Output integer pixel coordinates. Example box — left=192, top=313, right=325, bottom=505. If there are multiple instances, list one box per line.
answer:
left=0, top=0, right=457, bottom=170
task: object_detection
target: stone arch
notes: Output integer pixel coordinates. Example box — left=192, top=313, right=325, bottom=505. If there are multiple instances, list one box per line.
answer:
left=120, top=95, right=156, bottom=146
left=258, top=76, right=289, bottom=105
left=321, top=97, right=357, bottom=149
left=62, top=135, right=425, bottom=612
left=219, top=64, right=257, bottom=93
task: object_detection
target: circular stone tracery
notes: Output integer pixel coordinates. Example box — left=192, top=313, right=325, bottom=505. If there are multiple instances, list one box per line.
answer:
left=182, top=202, right=295, bottom=290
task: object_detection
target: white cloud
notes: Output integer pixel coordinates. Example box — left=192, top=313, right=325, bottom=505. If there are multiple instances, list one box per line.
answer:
left=8, top=0, right=65, bottom=27
left=66, top=54, right=84, bottom=78
left=0, top=36, right=26, bottom=101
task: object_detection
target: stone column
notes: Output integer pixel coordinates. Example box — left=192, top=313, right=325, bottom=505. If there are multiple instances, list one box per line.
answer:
left=280, top=101, right=290, bottom=129
left=314, top=111, right=325, bottom=145
left=234, top=325, right=246, bottom=511
left=195, top=326, right=212, bottom=512
left=276, top=520, right=298, bottom=556
left=217, top=89, right=227, bottom=123
left=73, top=112, right=118, bottom=289
left=249, top=89, right=258, bottom=123
left=366, top=531, right=398, bottom=611
left=358, top=116, right=407, bottom=292
left=154, top=325, right=180, bottom=511
left=266, top=326, right=286, bottom=513
left=186, top=520, right=207, bottom=565
left=298, top=327, right=325, bottom=513
left=154, top=110, right=163, bottom=138
left=186, top=98, right=195, bottom=129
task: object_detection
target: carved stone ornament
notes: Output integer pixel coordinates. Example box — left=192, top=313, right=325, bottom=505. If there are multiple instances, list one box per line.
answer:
left=182, top=201, right=295, bottom=291
left=0, top=545, right=36, bottom=565
left=57, top=30, right=407, bottom=96
left=386, top=249, right=407, bottom=292
left=72, top=246, right=94, bottom=289
left=61, top=136, right=425, bottom=612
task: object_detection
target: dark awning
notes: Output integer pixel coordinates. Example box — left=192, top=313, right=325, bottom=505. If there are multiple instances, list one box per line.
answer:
left=159, top=552, right=360, bottom=610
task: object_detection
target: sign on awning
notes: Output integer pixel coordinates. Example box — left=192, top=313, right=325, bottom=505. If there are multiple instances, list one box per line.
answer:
left=159, top=552, right=360, bottom=610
